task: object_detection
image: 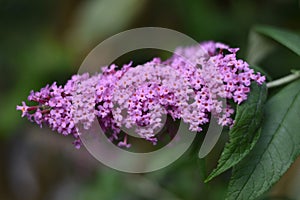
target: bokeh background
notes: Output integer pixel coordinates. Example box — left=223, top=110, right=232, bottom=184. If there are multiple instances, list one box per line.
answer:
left=1, top=0, right=300, bottom=199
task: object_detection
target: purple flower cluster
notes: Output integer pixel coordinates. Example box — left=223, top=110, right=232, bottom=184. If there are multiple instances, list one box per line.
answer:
left=17, top=41, right=265, bottom=149
left=16, top=81, right=81, bottom=148
left=110, top=59, right=193, bottom=145
left=168, top=41, right=265, bottom=126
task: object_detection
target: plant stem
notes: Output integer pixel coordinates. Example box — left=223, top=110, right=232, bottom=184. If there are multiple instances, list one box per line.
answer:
left=198, top=157, right=207, bottom=180
left=267, top=70, right=300, bottom=88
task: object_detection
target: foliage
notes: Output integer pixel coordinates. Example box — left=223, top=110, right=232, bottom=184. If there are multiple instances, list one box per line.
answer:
left=205, top=25, right=300, bottom=200
left=2, top=1, right=300, bottom=200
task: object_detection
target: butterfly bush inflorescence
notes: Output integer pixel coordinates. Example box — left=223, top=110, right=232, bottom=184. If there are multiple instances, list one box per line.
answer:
left=17, top=41, right=265, bottom=149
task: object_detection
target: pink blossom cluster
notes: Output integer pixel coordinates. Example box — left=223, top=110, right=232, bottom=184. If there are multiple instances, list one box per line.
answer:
left=16, top=80, right=81, bottom=148
left=168, top=41, right=265, bottom=126
left=17, top=41, right=265, bottom=148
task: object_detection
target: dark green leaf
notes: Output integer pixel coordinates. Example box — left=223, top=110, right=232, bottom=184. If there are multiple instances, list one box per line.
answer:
left=255, top=25, right=300, bottom=56
left=226, top=79, right=300, bottom=200
left=205, top=82, right=267, bottom=182
left=247, top=30, right=276, bottom=65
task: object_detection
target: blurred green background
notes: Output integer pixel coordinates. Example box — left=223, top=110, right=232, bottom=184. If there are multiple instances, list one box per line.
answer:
left=1, top=0, right=300, bottom=199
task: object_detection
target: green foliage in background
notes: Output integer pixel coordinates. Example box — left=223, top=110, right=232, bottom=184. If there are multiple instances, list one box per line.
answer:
left=1, top=1, right=300, bottom=200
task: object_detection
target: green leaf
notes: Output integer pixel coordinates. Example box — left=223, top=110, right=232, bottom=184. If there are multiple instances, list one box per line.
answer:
left=67, top=0, right=145, bottom=52
left=254, top=25, right=300, bottom=56
left=205, top=82, right=267, bottom=182
left=247, top=30, right=276, bottom=65
left=226, top=79, right=300, bottom=200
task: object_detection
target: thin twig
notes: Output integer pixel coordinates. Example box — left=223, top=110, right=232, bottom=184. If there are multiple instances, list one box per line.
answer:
left=266, top=70, right=300, bottom=88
